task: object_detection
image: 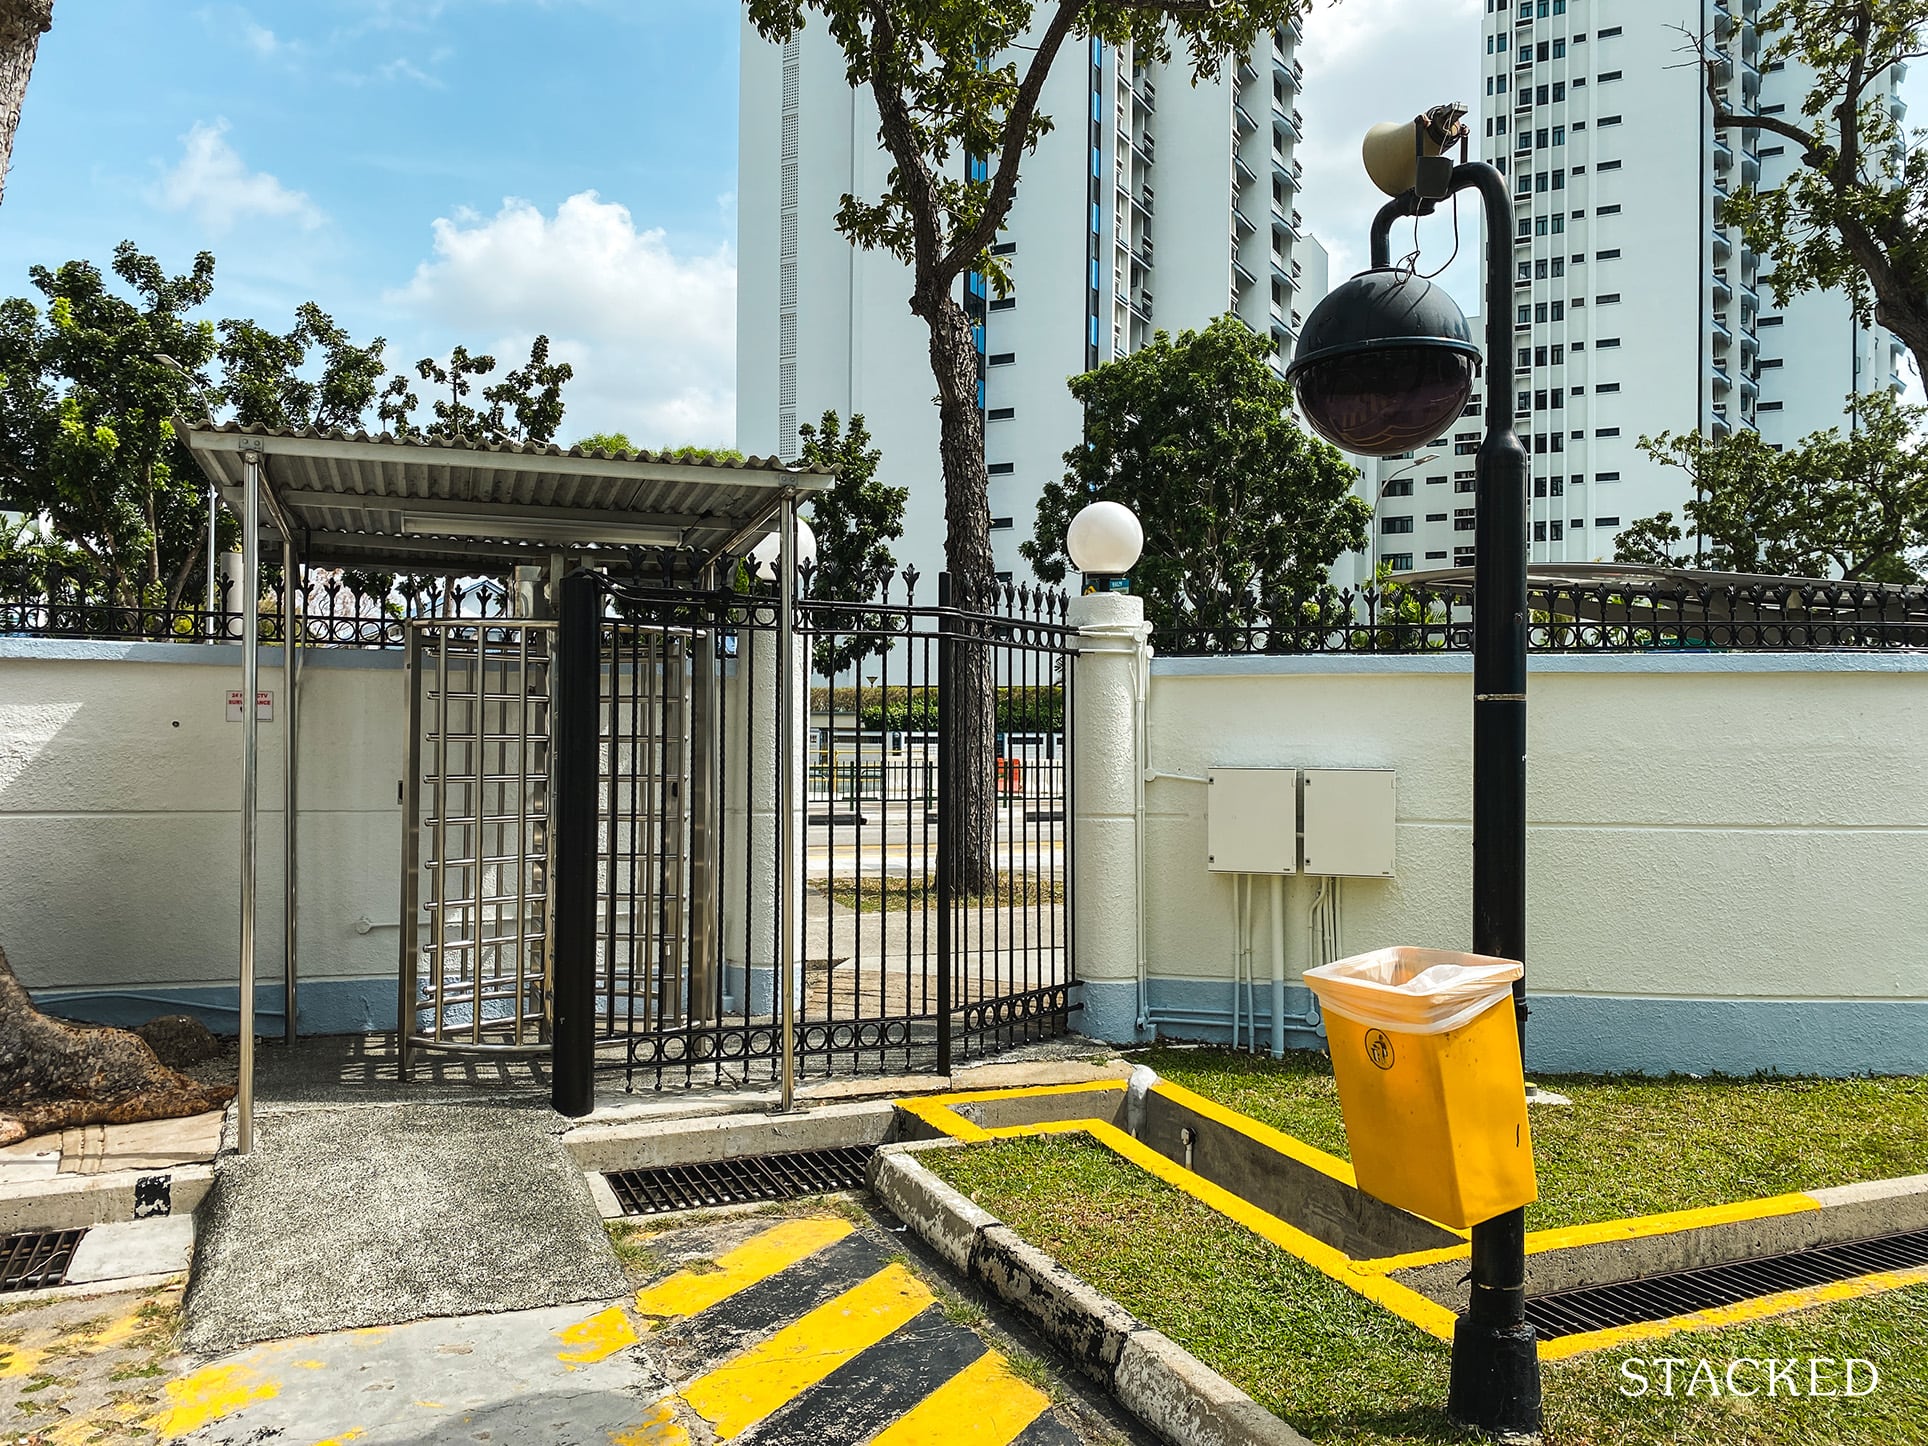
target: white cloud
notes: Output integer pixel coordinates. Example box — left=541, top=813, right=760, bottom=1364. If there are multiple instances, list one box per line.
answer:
left=242, top=20, right=283, bottom=57
left=1296, top=0, right=1483, bottom=312
left=148, top=119, right=324, bottom=234
left=387, top=191, right=736, bottom=448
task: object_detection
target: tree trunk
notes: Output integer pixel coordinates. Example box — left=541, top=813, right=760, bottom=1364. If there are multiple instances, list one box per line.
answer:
left=925, top=295, right=998, bottom=897
left=0, top=942, right=233, bottom=1147
left=0, top=0, right=52, bottom=210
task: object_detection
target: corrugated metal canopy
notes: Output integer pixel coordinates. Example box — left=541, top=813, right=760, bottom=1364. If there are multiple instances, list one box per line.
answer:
left=180, top=421, right=832, bottom=573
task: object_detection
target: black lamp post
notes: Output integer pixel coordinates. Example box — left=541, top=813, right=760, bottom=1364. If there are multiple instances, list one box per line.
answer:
left=1285, top=110, right=1541, bottom=1441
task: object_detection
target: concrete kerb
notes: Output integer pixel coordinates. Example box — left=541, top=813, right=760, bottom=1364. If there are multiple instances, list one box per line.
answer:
left=869, top=1142, right=1310, bottom=1446
left=0, top=1164, right=213, bottom=1233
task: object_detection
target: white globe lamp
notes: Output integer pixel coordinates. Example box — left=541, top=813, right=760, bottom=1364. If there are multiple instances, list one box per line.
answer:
left=1065, top=500, right=1143, bottom=593
left=750, top=516, right=818, bottom=582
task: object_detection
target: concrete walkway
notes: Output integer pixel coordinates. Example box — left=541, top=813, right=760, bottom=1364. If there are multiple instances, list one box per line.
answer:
left=182, top=1102, right=625, bottom=1354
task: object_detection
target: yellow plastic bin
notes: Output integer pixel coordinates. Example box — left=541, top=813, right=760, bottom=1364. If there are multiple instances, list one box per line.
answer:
left=1304, top=947, right=1535, bottom=1230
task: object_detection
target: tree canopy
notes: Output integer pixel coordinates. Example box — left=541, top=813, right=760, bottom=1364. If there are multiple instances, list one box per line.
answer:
left=1709, top=2, right=1928, bottom=380
left=796, top=409, right=907, bottom=675
left=1023, top=315, right=1370, bottom=635
left=0, top=240, right=582, bottom=607
left=1614, top=391, right=1928, bottom=582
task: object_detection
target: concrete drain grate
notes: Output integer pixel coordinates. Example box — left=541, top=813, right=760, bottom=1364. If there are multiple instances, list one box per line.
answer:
left=1525, top=1226, right=1928, bottom=1339
left=0, top=1228, right=87, bottom=1293
left=606, top=1145, right=878, bottom=1216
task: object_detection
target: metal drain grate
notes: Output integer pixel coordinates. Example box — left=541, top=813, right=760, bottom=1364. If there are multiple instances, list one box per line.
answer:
left=607, top=1145, right=878, bottom=1216
left=0, top=1229, right=86, bottom=1293
left=1526, top=1227, right=1928, bottom=1340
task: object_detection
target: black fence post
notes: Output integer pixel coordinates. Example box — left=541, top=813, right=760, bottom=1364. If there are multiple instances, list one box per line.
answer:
left=552, top=567, right=600, bottom=1117
left=935, top=571, right=953, bottom=1075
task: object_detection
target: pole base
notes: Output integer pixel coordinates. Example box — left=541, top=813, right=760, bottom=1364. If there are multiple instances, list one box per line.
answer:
left=1448, top=1315, right=1542, bottom=1442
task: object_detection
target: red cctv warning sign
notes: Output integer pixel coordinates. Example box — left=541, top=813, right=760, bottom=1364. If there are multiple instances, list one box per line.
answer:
left=227, top=690, right=273, bottom=721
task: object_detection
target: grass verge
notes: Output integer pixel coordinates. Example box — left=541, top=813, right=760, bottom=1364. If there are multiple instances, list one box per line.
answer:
left=1135, top=1047, right=1928, bottom=1230
left=816, top=871, right=1064, bottom=913
left=926, top=1133, right=1928, bottom=1446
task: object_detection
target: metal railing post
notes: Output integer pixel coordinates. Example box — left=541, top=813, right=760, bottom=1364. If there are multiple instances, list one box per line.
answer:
left=551, top=568, right=601, bottom=1117
left=935, top=572, right=953, bottom=1076
left=777, top=498, right=799, bottom=1110
left=237, top=451, right=260, bottom=1153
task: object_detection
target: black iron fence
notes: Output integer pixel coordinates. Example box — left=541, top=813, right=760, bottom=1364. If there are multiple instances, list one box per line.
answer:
left=548, top=566, right=1077, bottom=1092
left=1152, top=578, right=1928, bottom=655
left=0, top=572, right=516, bottom=647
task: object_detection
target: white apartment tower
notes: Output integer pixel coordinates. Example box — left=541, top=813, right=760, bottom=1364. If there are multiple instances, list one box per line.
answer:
left=1376, top=0, right=1908, bottom=576
left=738, top=15, right=1323, bottom=588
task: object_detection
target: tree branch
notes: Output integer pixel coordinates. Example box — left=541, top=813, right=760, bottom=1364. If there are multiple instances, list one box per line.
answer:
left=1704, top=57, right=1825, bottom=155
left=937, top=0, right=1084, bottom=285
left=863, top=0, right=946, bottom=303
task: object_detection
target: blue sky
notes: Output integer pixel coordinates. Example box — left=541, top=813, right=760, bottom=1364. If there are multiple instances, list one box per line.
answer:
left=4, top=1, right=1921, bottom=448
left=2, top=0, right=743, bottom=447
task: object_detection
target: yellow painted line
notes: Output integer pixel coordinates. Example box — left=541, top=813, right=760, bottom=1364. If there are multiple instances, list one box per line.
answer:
left=896, top=1099, right=992, bottom=1142
left=0, top=1341, right=46, bottom=1379
left=1349, top=1243, right=1469, bottom=1275
left=634, top=1215, right=852, bottom=1321
left=1524, top=1192, right=1820, bottom=1253
left=679, top=1262, right=936, bottom=1438
left=557, top=1304, right=639, bottom=1366
left=1538, top=1263, right=1928, bottom=1360
left=148, top=1359, right=281, bottom=1438
left=1149, top=1080, right=1364, bottom=1191
left=611, top=1401, right=693, bottom=1445
left=312, top=1431, right=365, bottom=1446
left=910, top=1081, right=1122, bottom=1109
left=866, top=1350, right=1050, bottom=1445
left=1079, top=1119, right=1460, bottom=1342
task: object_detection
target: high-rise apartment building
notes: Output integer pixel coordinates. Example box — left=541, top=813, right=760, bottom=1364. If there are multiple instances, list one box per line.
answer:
left=738, top=15, right=1324, bottom=588
left=1375, top=0, right=1908, bottom=576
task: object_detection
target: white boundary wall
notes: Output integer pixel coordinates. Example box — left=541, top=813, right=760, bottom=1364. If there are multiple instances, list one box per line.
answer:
left=1094, top=651, right=1928, bottom=1076
left=0, top=640, right=402, bottom=1033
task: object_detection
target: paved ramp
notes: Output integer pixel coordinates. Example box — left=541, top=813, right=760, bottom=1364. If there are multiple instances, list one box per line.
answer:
left=182, top=1103, right=625, bottom=1354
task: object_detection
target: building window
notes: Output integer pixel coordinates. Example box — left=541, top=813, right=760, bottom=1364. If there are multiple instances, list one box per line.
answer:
left=1595, top=426, right=1620, bottom=437
left=1382, top=515, right=1415, bottom=535
left=1426, top=512, right=1448, bottom=523
left=1759, top=401, right=1784, bottom=411
left=988, top=462, right=1016, bottom=475
left=1597, top=337, right=1620, bottom=348
left=1387, top=553, right=1414, bottom=571
left=1551, top=477, right=1565, bottom=496
left=1455, top=509, right=1477, bottom=531
left=1596, top=382, right=1620, bottom=393
left=1553, top=125, right=1565, bottom=145
left=1455, top=475, right=1477, bottom=493
left=1532, top=522, right=1547, bottom=546
left=1761, top=315, right=1784, bottom=326
left=1552, top=81, right=1564, bottom=101
left=988, top=352, right=1016, bottom=365
left=1427, top=474, right=1448, bottom=485
left=1598, top=70, right=1622, bottom=82
left=990, top=242, right=1017, bottom=256
left=1551, top=39, right=1565, bottom=59
left=1551, top=343, right=1565, bottom=361
left=989, top=297, right=1017, bottom=311
left=1598, top=160, right=1622, bottom=172
left=1598, top=203, right=1622, bottom=215
left=1534, top=477, right=1548, bottom=497
left=1454, top=547, right=1476, bottom=564
left=991, top=517, right=1014, bottom=530
left=1760, top=146, right=1786, bottom=159
left=1595, top=471, right=1620, bottom=482
left=1599, top=114, right=1622, bottom=125
left=1760, top=358, right=1784, bottom=369
left=987, top=406, right=1015, bottom=420
left=1597, top=293, right=1621, bottom=304
left=1384, top=477, right=1415, bottom=496
left=1599, top=25, right=1621, bottom=37
left=1597, top=248, right=1621, bottom=259
left=1595, top=517, right=1620, bottom=528
left=1425, top=550, right=1448, bottom=560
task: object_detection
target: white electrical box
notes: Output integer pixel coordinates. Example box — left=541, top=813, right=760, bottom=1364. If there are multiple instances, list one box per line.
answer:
left=1301, top=769, right=1397, bottom=878
left=1206, top=769, right=1299, bottom=874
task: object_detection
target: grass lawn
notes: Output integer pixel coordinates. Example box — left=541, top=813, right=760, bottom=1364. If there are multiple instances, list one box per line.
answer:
left=927, top=1134, right=1928, bottom=1446
left=816, top=871, right=1063, bottom=912
left=1136, top=1047, right=1928, bottom=1231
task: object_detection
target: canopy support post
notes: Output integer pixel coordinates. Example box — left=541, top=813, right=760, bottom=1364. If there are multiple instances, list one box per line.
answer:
left=238, top=450, right=261, bottom=1153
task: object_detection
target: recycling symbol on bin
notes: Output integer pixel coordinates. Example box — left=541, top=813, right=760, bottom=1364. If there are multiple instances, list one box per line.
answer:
left=1364, top=1028, right=1395, bottom=1070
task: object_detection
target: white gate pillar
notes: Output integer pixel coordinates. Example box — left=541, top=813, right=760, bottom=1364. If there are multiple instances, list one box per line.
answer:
left=1068, top=592, right=1151, bottom=1044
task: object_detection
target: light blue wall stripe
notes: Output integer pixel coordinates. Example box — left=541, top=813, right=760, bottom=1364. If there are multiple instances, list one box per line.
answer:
left=1081, top=977, right=1928, bottom=1077
left=32, top=976, right=395, bottom=1036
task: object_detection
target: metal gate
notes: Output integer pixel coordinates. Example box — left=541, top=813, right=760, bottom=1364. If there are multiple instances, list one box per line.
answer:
left=406, top=564, right=1077, bottom=1092
left=399, top=618, right=554, bottom=1069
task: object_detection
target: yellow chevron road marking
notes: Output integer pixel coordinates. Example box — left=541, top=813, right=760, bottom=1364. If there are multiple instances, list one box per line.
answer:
left=866, top=1350, right=1051, bottom=1446
left=634, top=1216, right=853, bottom=1323
left=678, top=1262, right=934, bottom=1438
